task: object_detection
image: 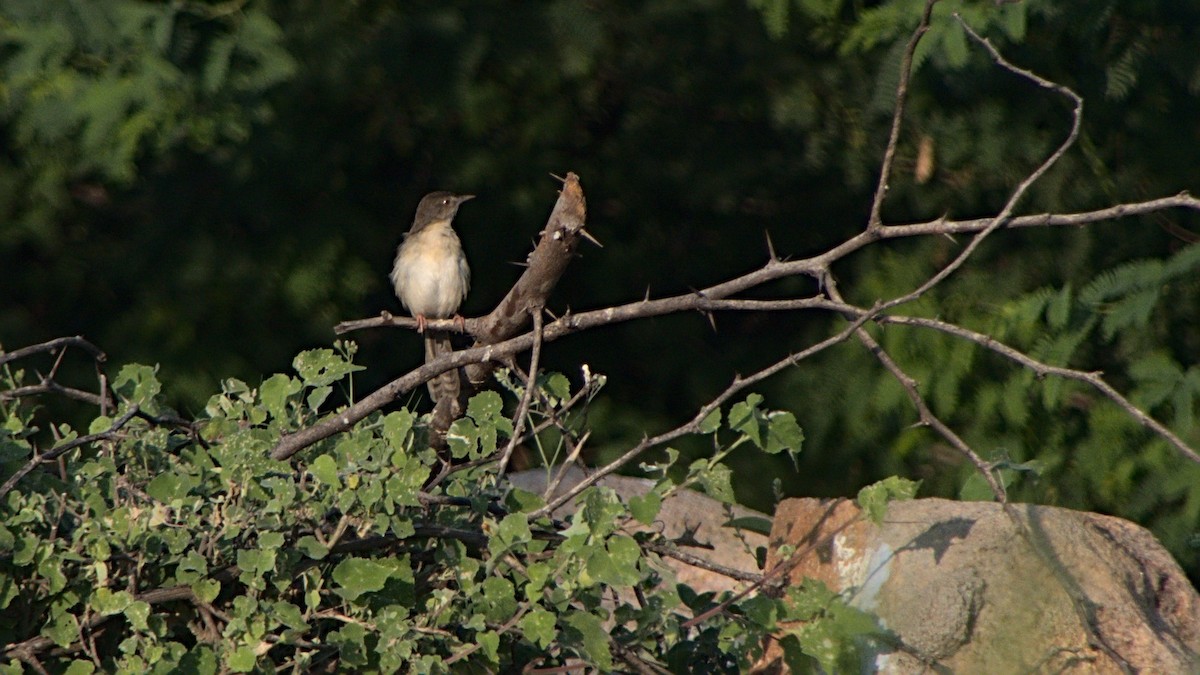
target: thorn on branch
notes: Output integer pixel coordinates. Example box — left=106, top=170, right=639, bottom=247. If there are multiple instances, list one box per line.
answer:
left=578, top=228, right=603, bottom=248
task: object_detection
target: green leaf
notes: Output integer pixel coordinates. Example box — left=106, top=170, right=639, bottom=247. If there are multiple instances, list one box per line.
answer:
left=465, top=391, right=514, bottom=454
left=478, top=630, right=500, bottom=662
left=192, top=579, right=221, bottom=604
left=125, top=600, right=150, bottom=631
left=526, top=562, right=551, bottom=595
left=258, top=531, right=285, bottom=549
left=38, top=558, right=67, bottom=593
left=64, top=661, right=96, bottom=675
left=146, top=470, right=198, bottom=502
left=333, top=557, right=393, bottom=602
left=749, top=0, right=791, bottom=38
left=545, top=372, right=572, bottom=401
left=13, top=535, right=38, bottom=566
left=93, top=588, right=135, bottom=615
left=480, top=576, right=517, bottom=623
left=236, top=548, right=276, bottom=582
left=699, top=407, right=722, bottom=434
left=506, top=488, right=546, bottom=514
left=765, top=411, right=804, bottom=457
left=306, top=385, right=333, bottom=412
left=999, top=1, right=1027, bottom=40
left=489, top=513, right=532, bottom=558
left=940, top=19, right=969, bottom=68
left=88, top=415, right=113, bottom=434
left=690, top=459, right=735, bottom=504
left=112, top=363, right=163, bottom=414
left=857, top=476, right=920, bottom=525
left=446, top=418, right=479, bottom=459
left=606, top=535, right=641, bottom=581
left=468, top=390, right=504, bottom=420
left=1129, top=351, right=1183, bottom=408
left=43, top=610, right=77, bottom=648
left=741, top=593, right=778, bottom=629
left=273, top=601, right=308, bottom=631
left=789, top=604, right=876, bottom=672
left=329, top=621, right=368, bottom=666
left=576, top=487, right=625, bottom=538
left=519, top=608, right=557, bottom=649
left=382, top=410, right=415, bottom=451
left=176, top=551, right=208, bottom=584
left=959, top=471, right=1000, bottom=502
left=296, top=536, right=329, bottom=560
left=309, top=454, right=340, bottom=487
left=203, top=34, right=236, bottom=94
left=225, top=645, right=258, bottom=673
left=1102, top=288, right=1159, bottom=340
left=293, top=348, right=364, bottom=387
left=260, top=373, right=301, bottom=420
left=725, top=516, right=774, bottom=537
left=629, top=491, right=662, bottom=525
left=585, top=534, right=641, bottom=587
left=564, top=610, right=612, bottom=670
left=728, top=394, right=765, bottom=448
left=1046, top=283, right=1072, bottom=329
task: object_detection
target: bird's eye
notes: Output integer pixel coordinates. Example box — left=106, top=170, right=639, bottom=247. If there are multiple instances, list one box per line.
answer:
left=442, top=198, right=450, bottom=205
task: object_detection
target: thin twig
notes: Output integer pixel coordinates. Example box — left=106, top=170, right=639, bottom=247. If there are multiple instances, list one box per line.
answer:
left=879, top=315, right=1200, bottom=463
left=498, top=310, right=544, bottom=476
left=641, top=539, right=761, bottom=584
left=867, top=0, right=939, bottom=231
left=0, top=381, right=106, bottom=406
left=0, top=336, right=107, bottom=367
left=541, top=431, right=591, bottom=504
left=832, top=281, right=1008, bottom=500
left=869, top=13, right=1085, bottom=319
left=678, top=295, right=1200, bottom=464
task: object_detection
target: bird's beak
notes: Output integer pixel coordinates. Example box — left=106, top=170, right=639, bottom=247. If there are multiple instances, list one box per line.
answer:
left=457, top=194, right=476, bottom=205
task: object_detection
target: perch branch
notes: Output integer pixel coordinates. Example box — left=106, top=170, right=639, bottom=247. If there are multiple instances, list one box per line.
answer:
left=279, top=193, right=1200, bottom=464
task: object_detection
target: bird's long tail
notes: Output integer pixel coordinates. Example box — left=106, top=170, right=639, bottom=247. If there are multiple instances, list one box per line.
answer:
left=424, top=330, right=461, bottom=414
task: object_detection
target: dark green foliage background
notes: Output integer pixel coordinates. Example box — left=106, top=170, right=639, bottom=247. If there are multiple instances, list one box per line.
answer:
left=4, top=0, right=1200, bottom=577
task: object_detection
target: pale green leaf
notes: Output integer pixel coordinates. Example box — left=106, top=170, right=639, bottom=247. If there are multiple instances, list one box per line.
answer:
left=333, top=557, right=393, bottom=602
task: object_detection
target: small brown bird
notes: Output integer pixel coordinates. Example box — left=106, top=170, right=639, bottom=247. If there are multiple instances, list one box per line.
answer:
left=390, top=191, right=473, bottom=412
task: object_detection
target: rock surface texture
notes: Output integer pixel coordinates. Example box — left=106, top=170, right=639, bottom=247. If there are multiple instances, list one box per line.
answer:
left=760, top=498, right=1200, bottom=674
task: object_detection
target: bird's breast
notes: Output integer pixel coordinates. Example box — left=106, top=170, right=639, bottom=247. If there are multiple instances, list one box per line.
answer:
left=391, top=222, right=470, bottom=319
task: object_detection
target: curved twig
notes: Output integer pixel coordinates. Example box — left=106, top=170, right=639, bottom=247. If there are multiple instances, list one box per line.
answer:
left=0, top=405, right=140, bottom=500
left=867, top=0, right=938, bottom=231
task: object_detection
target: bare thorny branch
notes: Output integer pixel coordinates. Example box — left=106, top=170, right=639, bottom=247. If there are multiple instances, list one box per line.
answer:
left=300, top=9, right=1200, bottom=517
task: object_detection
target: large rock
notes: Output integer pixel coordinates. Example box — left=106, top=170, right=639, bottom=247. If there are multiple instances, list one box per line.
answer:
left=760, top=498, right=1200, bottom=673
